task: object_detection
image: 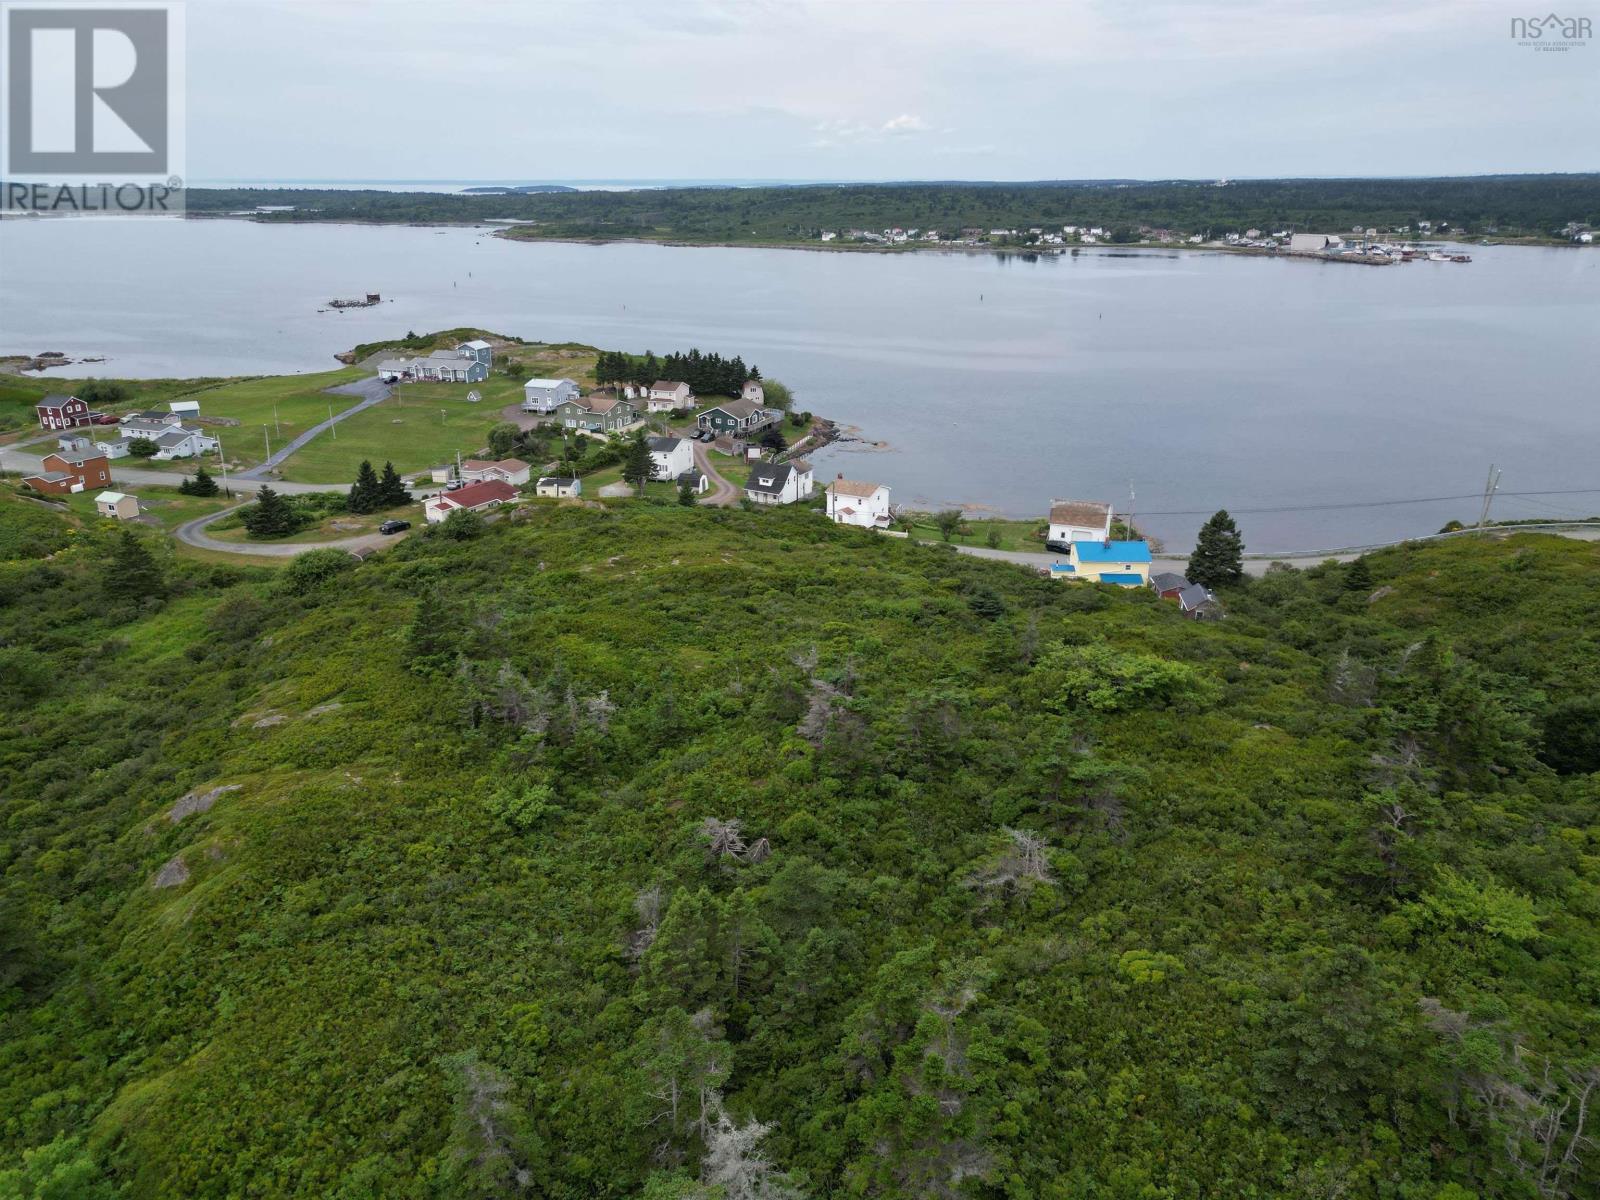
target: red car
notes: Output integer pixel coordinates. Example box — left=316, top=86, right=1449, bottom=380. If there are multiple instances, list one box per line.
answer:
left=90, top=412, right=119, bottom=425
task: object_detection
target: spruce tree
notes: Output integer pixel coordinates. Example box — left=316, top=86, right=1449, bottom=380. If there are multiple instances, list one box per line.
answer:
left=1188, top=510, right=1244, bottom=588
left=104, top=529, right=164, bottom=601
left=621, top=433, right=654, bottom=495
left=180, top=465, right=219, bottom=497
left=242, top=484, right=295, bottom=538
left=347, top=460, right=381, bottom=514
left=677, top=479, right=696, bottom=506
left=378, top=461, right=411, bottom=508
left=1344, top=557, right=1374, bottom=593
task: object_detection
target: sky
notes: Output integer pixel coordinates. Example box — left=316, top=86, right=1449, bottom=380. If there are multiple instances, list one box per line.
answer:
left=187, top=0, right=1599, bottom=182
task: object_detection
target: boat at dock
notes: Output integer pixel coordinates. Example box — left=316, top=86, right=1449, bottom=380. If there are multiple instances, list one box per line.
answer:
left=328, top=292, right=383, bottom=308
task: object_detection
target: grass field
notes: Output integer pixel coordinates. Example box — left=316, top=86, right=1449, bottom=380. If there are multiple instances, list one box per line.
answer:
left=58, top=485, right=235, bottom=532
left=907, top=514, right=1049, bottom=552
left=279, top=388, right=502, bottom=483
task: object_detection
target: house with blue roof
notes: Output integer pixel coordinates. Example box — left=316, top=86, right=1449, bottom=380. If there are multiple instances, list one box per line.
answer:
left=1056, top=539, right=1152, bottom=587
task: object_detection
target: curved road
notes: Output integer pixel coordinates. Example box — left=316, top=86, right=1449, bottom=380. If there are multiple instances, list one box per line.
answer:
left=174, top=502, right=404, bottom=558
left=690, top=438, right=741, bottom=506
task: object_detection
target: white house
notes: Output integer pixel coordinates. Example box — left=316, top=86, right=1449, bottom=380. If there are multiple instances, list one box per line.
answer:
left=744, top=459, right=814, bottom=506
left=1047, top=499, right=1112, bottom=548
left=535, top=476, right=582, bottom=498
left=94, top=491, right=141, bottom=520
left=460, top=458, right=531, bottom=486
left=825, top=475, right=891, bottom=529
left=647, top=436, right=694, bottom=481
left=92, top=433, right=132, bottom=459
left=741, top=379, right=765, bottom=405
left=647, top=380, right=694, bottom=412
left=150, top=426, right=220, bottom=460
left=522, top=378, right=580, bottom=413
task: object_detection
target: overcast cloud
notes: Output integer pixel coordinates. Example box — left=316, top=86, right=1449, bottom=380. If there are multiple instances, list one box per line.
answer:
left=187, top=0, right=1599, bottom=182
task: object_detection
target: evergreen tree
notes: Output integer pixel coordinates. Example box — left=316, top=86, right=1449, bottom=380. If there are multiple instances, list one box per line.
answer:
left=347, top=460, right=381, bottom=514
left=1188, top=510, right=1244, bottom=588
left=622, top=432, right=654, bottom=495
left=179, top=465, right=219, bottom=497
left=104, top=529, right=164, bottom=602
left=378, top=461, right=411, bottom=508
left=242, top=484, right=296, bottom=538
left=677, top=479, right=697, bottom=506
left=759, top=426, right=787, bottom=453
left=1344, top=557, right=1374, bottom=593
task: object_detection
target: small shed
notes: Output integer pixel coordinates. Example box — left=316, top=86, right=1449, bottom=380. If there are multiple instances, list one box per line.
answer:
left=169, top=400, right=201, bottom=418
left=95, top=491, right=141, bottom=520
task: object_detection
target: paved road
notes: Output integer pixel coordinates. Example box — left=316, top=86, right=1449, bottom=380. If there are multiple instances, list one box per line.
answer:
left=236, top=377, right=391, bottom=480
left=0, top=444, right=341, bottom=495
left=941, top=522, right=1600, bottom=577
left=173, top=502, right=405, bottom=558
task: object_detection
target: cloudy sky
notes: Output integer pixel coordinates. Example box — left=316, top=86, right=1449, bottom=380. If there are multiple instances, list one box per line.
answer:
left=189, top=0, right=1598, bottom=182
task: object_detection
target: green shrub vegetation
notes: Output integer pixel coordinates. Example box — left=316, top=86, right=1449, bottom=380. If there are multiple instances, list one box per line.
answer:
left=2, top=487, right=1599, bottom=1198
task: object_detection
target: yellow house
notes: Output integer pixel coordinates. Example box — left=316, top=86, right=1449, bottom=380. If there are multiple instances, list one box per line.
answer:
left=1054, top=539, right=1152, bottom=586
left=94, top=491, right=141, bottom=520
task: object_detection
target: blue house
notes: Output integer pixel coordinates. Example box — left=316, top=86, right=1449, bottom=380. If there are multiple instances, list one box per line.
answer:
left=1061, top=539, right=1152, bottom=587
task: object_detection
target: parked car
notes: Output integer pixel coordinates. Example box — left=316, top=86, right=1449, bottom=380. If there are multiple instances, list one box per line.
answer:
left=379, top=519, right=411, bottom=535
left=444, top=479, right=464, bottom=491
left=1044, top=539, right=1072, bottom=554
left=91, top=413, right=119, bottom=425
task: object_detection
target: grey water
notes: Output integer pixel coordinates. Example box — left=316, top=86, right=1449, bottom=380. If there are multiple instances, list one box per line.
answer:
left=2, top=216, right=1597, bottom=552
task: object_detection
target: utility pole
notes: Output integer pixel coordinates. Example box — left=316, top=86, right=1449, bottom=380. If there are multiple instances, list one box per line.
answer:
left=329, top=404, right=336, bottom=439
left=273, top=402, right=281, bottom=438
left=1475, top=464, right=1502, bottom=536
left=217, top=434, right=231, bottom=496
left=263, top=426, right=271, bottom=464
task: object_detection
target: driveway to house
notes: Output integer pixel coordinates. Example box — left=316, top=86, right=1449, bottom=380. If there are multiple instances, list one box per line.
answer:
left=689, top=439, right=740, bottom=506
left=498, top=401, right=545, bottom=432
left=235, top=378, right=391, bottom=480
left=173, top=502, right=407, bottom=558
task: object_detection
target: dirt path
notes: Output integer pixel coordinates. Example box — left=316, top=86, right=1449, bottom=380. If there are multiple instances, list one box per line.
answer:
left=688, top=437, right=740, bottom=507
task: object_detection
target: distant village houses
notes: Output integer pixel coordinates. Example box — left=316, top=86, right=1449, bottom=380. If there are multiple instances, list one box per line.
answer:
left=377, top=340, right=493, bottom=384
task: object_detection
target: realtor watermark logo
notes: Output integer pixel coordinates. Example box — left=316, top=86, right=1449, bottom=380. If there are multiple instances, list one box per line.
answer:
left=1510, top=12, right=1591, bottom=50
left=2, top=1, right=185, bottom=213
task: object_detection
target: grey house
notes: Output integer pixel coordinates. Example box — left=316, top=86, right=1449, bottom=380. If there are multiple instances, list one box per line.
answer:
left=698, top=397, right=778, bottom=439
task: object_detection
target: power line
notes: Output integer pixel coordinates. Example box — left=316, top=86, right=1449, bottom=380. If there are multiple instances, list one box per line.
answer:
left=1138, top=487, right=1600, bottom=518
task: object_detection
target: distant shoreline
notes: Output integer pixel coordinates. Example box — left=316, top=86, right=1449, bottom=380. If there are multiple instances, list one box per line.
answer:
left=162, top=212, right=1590, bottom=257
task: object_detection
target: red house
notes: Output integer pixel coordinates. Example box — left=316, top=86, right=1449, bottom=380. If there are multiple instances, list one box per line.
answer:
left=423, top=479, right=518, bottom=524
left=23, top=448, right=112, bottom=494
left=35, top=394, right=92, bottom=430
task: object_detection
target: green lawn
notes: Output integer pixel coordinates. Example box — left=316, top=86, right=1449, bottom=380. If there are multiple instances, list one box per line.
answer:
left=278, top=389, right=501, bottom=484
left=908, top=514, right=1049, bottom=553
left=58, top=485, right=235, bottom=532
left=188, top=369, right=367, bottom=471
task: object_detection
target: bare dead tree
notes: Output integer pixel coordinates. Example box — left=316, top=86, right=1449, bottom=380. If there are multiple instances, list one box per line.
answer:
left=965, top=827, right=1056, bottom=892
left=701, top=1101, right=805, bottom=1200
left=626, top=885, right=664, bottom=964
left=746, top=837, right=772, bottom=865
left=585, top=689, right=617, bottom=732
left=701, top=817, right=748, bottom=861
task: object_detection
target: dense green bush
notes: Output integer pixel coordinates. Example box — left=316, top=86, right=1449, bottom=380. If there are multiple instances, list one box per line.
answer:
left=2, top=491, right=1599, bottom=1198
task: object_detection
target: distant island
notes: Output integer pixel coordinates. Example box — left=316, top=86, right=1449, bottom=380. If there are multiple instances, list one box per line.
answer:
left=182, top=175, right=1600, bottom=248
left=459, top=184, right=578, bottom=195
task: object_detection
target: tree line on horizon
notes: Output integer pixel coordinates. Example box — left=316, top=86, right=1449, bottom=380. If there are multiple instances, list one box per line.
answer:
left=184, top=175, right=1600, bottom=241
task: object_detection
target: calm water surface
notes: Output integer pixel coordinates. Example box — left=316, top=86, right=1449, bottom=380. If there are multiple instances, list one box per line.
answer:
left=2, top=218, right=1597, bottom=551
